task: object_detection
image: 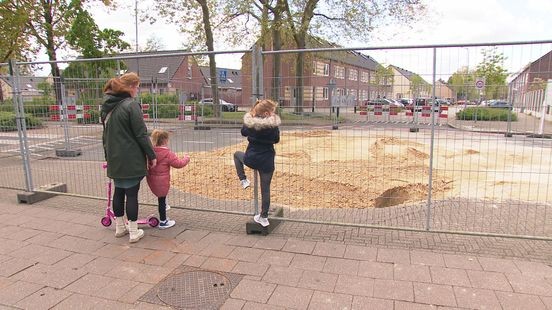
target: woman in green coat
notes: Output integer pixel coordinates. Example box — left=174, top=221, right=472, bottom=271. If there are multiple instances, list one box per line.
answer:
left=101, top=72, right=156, bottom=243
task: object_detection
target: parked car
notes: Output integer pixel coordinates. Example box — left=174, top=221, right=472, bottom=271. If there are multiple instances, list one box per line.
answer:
left=407, top=98, right=443, bottom=112
left=486, top=100, right=511, bottom=109
left=364, top=98, right=404, bottom=108
left=199, top=98, right=237, bottom=112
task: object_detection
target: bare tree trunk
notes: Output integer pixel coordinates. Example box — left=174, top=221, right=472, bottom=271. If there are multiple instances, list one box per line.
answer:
left=197, top=0, right=220, bottom=117
left=270, top=0, right=285, bottom=103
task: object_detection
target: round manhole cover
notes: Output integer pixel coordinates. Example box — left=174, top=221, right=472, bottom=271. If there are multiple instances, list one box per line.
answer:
left=157, top=270, right=232, bottom=309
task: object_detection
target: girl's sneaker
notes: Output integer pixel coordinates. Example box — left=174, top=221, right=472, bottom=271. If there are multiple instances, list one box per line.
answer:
left=253, top=214, right=269, bottom=227
left=240, top=179, right=250, bottom=189
left=159, top=219, right=176, bottom=229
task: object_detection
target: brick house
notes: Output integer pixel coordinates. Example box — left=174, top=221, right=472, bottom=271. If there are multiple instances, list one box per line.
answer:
left=121, top=51, right=204, bottom=102
left=389, top=65, right=431, bottom=99
left=509, top=49, right=552, bottom=114
left=241, top=37, right=387, bottom=109
left=199, top=66, right=242, bottom=105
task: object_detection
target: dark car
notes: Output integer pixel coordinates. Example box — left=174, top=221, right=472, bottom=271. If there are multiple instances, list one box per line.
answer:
left=199, top=98, right=237, bottom=112
left=487, top=100, right=511, bottom=109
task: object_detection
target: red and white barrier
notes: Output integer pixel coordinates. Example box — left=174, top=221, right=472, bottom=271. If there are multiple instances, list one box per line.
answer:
left=49, top=105, right=91, bottom=121
left=179, top=104, right=197, bottom=121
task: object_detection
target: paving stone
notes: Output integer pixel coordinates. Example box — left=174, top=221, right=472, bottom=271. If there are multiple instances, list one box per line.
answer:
left=65, top=273, right=112, bottom=294
left=443, top=254, right=482, bottom=270
left=131, top=264, right=172, bottom=284
left=268, top=285, right=313, bottom=310
left=11, top=264, right=86, bottom=289
left=230, top=279, right=276, bottom=303
left=334, top=274, right=374, bottom=297
left=413, top=282, right=456, bottom=307
left=430, top=266, right=471, bottom=287
left=0, top=239, right=28, bottom=255
left=394, top=264, right=431, bottom=282
left=478, top=257, right=521, bottom=274
left=495, top=291, right=547, bottom=310
left=117, top=282, right=155, bottom=304
left=308, top=291, right=352, bottom=310
left=82, top=257, right=119, bottom=275
left=174, top=229, right=210, bottom=243
left=540, top=296, right=552, bottom=309
left=51, top=293, right=131, bottom=310
left=242, top=301, right=285, bottom=310
left=162, top=253, right=191, bottom=269
left=0, top=281, right=43, bottom=306
left=224, top=234, right=259, bottom=247
left=282, top=239, right=316, bottom=254
left=358, top=261, right=394, bottom=279
left=377, top=248, right=410, bottom=264
left=263, top=265, right=304, bottom=286
left=258, top=250, right=295, bottom=266
left=232, top=261, right=269, bottom=277
left=220, top=298, right=246, bottom=310
left=10, top=244, right=72, bottom=265
left=49, top=235, right=105, bottom=254
left=514, top=261, right=552, bottom=278
left=174, top=240, right=211, bottom=255
left=323, top=257, right=360, bottom=276
left=26, top=231, right=63, bottom=246
left=290, top=254, right=327, bottom=271
left=227, top=247, right=265, bottom=263
left=312, top=242, right=346, bottom=258
left=14, top=286, right=71, bottom=310
left=344, top=245, right=378, bottom=261
left=201, top=257, right=238, bottom=272
left=0, top=276, right=14, bottom=290
left=198, top=244, right=236, bottom=258
left=116, top=247, right=156, bottom=263
left=410, top=250, right=445, bottom=267
left=253, top=237, right=287, bottom=250
left=0, top=257, right=38, bottom=277
left=394, top=301, right=437, bottom=309
left=373, top=279, right=414, bottom=302
left=53, top=253, right=96, bottom=270
left=93, top=244, right=130, bottom=258
left=453, top=287, right=501, bottom=310
left=466, top=270, right=513, bottom=292
left=1, top=227, right=41, bottom=241
left=506, top=273, right=552, bottom=296
left=108, top=261, right=147, bottom=281
left=298, top=270, right=338, bottom=292
left=182, top=255, right=207, bottom=267
left=351, top=296, right=394, bottom=310
left=142, top=250, right=177, bottom=266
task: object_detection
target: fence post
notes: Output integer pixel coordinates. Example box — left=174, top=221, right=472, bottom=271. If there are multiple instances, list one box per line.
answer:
left=426, top=48, right=437, bottom=231
left=9, top=59, right=34, bottom=192
left=251, top=46, right=264, bottom=103
left=55, top=77, right=81, bottom=157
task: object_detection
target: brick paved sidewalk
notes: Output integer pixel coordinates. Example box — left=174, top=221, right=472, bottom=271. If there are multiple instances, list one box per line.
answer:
left=0, top=192, right=551, bottom=309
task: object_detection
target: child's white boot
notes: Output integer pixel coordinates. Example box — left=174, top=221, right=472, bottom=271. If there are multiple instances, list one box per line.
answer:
left=115, top=216, right=128, bottom=238
left=128, top=221, right=144, bottom=243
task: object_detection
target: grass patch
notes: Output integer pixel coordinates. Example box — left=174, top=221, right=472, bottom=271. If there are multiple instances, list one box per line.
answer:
left=456, top=107, right=517, bottom=121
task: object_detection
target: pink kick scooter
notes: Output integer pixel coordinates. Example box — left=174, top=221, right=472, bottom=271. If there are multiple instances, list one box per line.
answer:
left=100, top=163, right=159, bottom=228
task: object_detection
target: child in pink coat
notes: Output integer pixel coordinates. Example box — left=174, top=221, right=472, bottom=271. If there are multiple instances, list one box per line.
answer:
left=147, top=129, right=190, bottom=229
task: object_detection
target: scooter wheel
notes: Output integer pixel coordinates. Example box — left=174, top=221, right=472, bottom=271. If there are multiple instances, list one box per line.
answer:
left=101, top=217, right=112, bottom=227
left=148, top=217, right=160, bottom=227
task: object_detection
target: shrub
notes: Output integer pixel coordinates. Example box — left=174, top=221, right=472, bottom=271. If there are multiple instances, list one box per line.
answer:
left=456, top=107, right=517, bottom=121
left=0, top=112, right=42, bottom=131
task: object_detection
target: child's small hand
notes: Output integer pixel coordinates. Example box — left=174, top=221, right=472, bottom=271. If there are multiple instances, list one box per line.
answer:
left=148, top=158, right=157, bottom=169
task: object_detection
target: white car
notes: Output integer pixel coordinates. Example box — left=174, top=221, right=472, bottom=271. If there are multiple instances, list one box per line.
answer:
left=199, top=98, right=237, bottom=112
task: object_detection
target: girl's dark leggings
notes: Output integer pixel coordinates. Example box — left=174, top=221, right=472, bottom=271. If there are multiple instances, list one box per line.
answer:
left=158, top=196, right=167, bottom=221
left=233, top=151, right=273, bottom=218
left=112, top=183, right=140, bottom=221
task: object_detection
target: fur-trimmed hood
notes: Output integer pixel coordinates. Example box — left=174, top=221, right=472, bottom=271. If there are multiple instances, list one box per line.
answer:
left=243, top=113, right=281, bottom=130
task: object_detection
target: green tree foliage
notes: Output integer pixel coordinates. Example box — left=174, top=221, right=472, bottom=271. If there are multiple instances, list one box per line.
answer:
left=409, top=74, right=430, bottom=98
left=447, top=67, right=476, bottom=101
left=475, top=48, right=508, bottom=99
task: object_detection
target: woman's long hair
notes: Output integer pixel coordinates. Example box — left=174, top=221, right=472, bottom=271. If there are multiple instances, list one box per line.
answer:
left=151, top=129, right=169, bottom=146
left=103, top=72, right=140, bottom=95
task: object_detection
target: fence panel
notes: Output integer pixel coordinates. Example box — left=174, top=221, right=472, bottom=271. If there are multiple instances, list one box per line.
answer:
left=2, top=42, right=551, bottom=239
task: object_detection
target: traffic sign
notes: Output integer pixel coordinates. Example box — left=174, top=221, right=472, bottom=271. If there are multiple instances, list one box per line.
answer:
left=475, top=78, right=485, bottom=90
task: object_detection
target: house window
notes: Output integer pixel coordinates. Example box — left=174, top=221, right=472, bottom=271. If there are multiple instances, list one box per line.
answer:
left=313, top=61, right=330, bottom=76
left=349, top=69, right=358, bottom=81
left=322, top=87, right=329, bottom=99
left=361, top=71, right=369, bottom=83
left=370, top=74, right=376, bottom=84
left=334, top=66, right=345, bottom=79
left=187, top=63, right=192, bottom=79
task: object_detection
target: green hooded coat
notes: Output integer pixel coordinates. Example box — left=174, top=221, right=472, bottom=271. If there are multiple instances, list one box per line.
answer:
left=101, top=93, right=156, bottom=180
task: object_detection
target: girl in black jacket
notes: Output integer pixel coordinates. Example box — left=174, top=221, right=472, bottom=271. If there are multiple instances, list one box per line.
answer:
left=233, top=99, right=281, bottom=227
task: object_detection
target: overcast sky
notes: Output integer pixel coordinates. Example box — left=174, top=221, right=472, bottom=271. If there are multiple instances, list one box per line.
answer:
left=88, top=0, right=552, bottom=80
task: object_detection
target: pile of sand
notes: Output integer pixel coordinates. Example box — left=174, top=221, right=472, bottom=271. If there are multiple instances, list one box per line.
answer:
left=172, top=129, right=550, bottom=209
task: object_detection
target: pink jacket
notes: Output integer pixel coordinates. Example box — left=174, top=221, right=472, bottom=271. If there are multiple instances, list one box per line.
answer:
left=146, top=146, right=190, bottom=197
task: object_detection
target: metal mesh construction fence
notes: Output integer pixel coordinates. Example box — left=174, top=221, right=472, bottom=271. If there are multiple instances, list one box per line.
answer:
left=1, top=41, right=551, bottom=239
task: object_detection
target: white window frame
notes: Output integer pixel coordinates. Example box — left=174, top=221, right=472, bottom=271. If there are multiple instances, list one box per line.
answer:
left=361, top=71, right=369, bottom=83
left=322, top=87, right=329, bottom=99
left=334, top=66, right=345, bottom=79
left=349, top=69, right=358, bottom=81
